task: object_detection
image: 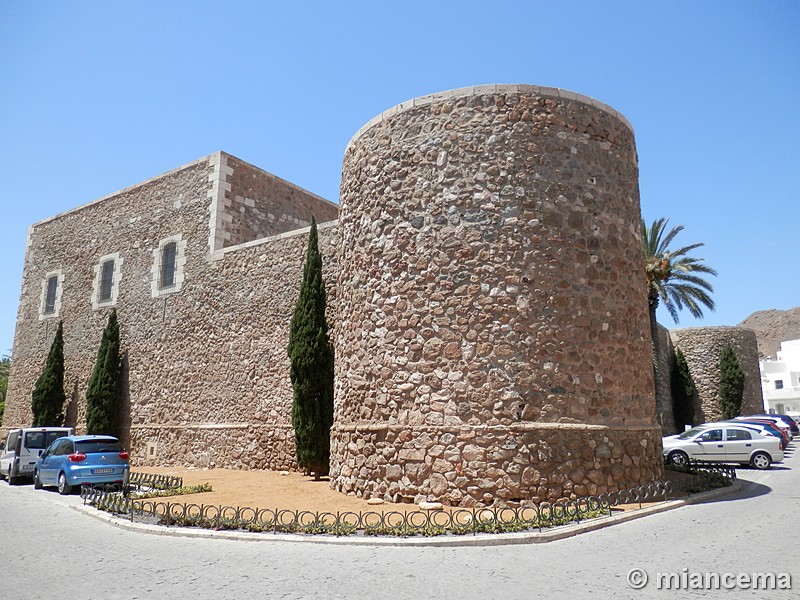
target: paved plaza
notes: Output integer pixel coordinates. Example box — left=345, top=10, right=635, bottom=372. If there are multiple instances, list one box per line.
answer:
left=1, top=449, right=797, bottom=600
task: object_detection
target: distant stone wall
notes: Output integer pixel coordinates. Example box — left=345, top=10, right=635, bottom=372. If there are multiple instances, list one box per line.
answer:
left=332, top=84, right=663, bottom=505
left=653, top=324, right=677, bottom=435
left=670, top=326, right=764, bottom=422
left=2, top=152, right=340, bottom=471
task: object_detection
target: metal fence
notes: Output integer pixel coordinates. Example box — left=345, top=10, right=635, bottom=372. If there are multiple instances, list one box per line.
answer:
left=127, top=471, right=183, bottom=493
left=81, top=479, right=680, bottom=538
left=684, top=461, right=738, bottom=482
left=667, top=460, right=737, bottom=494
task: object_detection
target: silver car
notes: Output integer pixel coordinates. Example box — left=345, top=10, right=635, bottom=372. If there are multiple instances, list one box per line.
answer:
left=663, top=424, right=783, bottom=470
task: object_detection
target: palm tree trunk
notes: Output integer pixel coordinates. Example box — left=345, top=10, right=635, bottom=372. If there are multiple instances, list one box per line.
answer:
left=648, top=301, right=665, bottom=432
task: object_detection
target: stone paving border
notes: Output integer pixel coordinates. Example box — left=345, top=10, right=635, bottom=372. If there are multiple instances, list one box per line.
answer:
left=68, top=482, right=742, bottom=547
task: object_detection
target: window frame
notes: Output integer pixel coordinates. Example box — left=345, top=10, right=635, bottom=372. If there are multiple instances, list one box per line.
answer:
left=698, top=429, right=723, bottom=442
left=159, top=241, right=178, bottom=289
left=38, top=270, right=65, bottom=320
left=91, top=253, right=123, bottom=310
left=151, top=235, right=187, bottom=298
left=44, top=276, right=58, bottom=314
left=99, top=259, right=115, bottom=301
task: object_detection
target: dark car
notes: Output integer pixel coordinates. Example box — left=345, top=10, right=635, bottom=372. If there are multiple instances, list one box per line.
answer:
left=750, top=414, right=798, bottom=436
left=34, top=435, right=130, bottom=495
left=734, top=419, right=789, bottom=450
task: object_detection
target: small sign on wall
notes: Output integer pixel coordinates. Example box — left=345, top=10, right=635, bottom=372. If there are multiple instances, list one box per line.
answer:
left=146, top=441, right=158, bottom=461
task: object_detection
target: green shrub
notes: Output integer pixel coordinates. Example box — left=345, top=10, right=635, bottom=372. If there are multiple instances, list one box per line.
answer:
left=718, top=345, right=744, bottom=420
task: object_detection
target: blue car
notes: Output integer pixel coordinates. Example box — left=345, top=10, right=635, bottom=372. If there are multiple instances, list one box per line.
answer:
left=34, top=435, right=130, bottom=495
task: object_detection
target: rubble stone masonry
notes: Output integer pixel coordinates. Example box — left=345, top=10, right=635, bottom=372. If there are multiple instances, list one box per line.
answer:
left=3, top=152, right=339, bottom=470
left=670, top=326, right=764, bottom=422
left=331, top=85, right=664, bottom=505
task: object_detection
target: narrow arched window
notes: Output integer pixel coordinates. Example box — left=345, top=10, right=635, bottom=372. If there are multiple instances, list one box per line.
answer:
left=160, top=241, right=177, bottom=289
left=39, top=270, right=64, bottom=319
left=44, top=275, right=58, bottom=314
left=99, top=259, right=115, bottom=302
left=151, top=235, right=185, bottom=298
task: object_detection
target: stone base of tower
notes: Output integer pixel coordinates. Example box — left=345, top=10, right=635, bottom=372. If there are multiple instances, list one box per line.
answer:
left=330, top=423, right=664, bottom=507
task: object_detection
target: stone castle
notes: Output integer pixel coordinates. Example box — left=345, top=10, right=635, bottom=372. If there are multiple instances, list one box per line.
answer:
left=3, top=84, right=761, bottom=506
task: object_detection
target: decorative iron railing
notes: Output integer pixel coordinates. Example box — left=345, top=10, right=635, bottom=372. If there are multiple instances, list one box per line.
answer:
left=127, top=471, right=184, bottom=494
left=684, top=461, right=737, bottom=483
left=81, top=479, right=681, bottom=538
left=666, top=460, right=737, bottom=494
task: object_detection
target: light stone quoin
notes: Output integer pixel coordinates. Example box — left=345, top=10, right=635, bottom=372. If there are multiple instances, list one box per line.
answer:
left=5, top=86, right=667, bottom=507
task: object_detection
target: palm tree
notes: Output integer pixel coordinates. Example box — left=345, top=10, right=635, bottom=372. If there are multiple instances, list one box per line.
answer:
left=643, top=217, right=717, bottom=326
left=643, top=217, right=717, bottom=432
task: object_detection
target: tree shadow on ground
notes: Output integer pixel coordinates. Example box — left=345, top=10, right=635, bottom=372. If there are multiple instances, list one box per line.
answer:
left=688, top=479, right=771, bottom=504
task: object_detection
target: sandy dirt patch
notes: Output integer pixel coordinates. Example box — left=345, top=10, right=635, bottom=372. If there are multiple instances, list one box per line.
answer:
left=132, top=466, right=697, bottom=515
left=134, top=467, right=424, bottom=514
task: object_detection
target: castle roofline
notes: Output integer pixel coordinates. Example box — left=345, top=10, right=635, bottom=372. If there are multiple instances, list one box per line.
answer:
left=31, top=152, right=218, bottom=229
left=346, top=83, right=634, bottom=151
left=30, top=151, right=338, bottom=230
left=670, top=325, right=757, bottom=334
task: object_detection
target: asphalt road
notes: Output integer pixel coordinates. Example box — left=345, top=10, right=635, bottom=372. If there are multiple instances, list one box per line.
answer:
left=1, top=447, right=798, bottom=600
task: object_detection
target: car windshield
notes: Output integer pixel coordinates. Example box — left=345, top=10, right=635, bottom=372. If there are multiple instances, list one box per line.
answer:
left=24, top=430, right=70, bottom=449
left=75, top=440, right=123, bottom=454
left=677, top=427, right=706, bottom=440
left=24, top=432, right=50, bottom=449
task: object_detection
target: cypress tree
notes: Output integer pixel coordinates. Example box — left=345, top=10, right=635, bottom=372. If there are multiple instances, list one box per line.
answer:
left=288, top=217, right=334, bottom=479
left=718, top=345, right=744, bottom=420
left=86, top=309, right=122, bottom=436
left=670, top=348, right=696, bottom=432
left=0, top=356, right=10, bottom=426
left=31, top=321, right=66, bottom=426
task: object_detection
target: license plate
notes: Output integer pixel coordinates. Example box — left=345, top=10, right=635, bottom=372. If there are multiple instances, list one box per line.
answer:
left=92, top=468, right=113, bottom=474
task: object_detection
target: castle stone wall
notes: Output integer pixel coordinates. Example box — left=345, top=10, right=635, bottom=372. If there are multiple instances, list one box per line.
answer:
left=3, top=152, right=340, bottom=471
left=5, top=86, right=674, bottom=507
left=220, top=154, right=338, bottom=248
left=5, top=156, right=214, bottom=435
left=670, top=326, right=764, bottom=422
left=331, top=85, right=663, bottom=506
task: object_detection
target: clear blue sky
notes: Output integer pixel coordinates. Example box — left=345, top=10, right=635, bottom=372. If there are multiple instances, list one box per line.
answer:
left=1, top=1, right=798, bottom=357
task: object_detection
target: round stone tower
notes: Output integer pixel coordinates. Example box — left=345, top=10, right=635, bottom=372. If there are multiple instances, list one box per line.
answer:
left=670, top=326, right=764, bottom=422
left=330, top=84, right=663, bottom=506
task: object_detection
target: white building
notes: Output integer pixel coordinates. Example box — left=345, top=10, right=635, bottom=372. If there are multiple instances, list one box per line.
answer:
left=760, top=339, right=800, bottom=416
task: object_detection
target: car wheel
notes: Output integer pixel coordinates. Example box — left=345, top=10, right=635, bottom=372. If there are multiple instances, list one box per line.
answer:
left=57, top=472, right=73, bottom=495
left=34, top=470, right=43, bottom=490
left=751, top=452, right=772, bottom=470
left=668, top=451, right=689, bottom=467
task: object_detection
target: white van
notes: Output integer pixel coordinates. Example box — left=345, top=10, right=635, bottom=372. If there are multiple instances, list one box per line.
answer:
left=0, top=427, right=74, bottom=484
